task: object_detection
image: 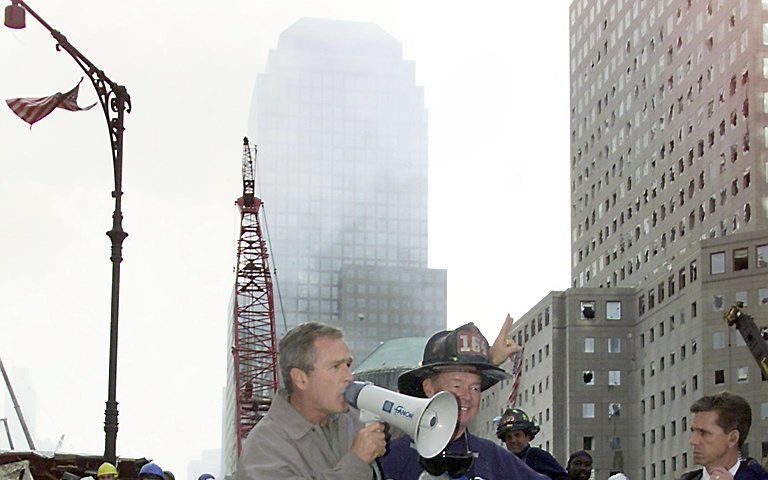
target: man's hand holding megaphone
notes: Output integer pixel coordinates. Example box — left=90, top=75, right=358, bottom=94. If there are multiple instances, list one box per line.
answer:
left=350, top=421, right=388, bottom=464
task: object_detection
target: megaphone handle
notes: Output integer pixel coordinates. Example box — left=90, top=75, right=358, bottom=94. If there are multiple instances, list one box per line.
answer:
left=357, top=412, right=385, bottom=479
left=372, top=459, right=384, bottom=480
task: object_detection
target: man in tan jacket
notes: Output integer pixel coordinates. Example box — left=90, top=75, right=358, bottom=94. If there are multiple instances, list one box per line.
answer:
left=237, top=322, right=387, bottom=480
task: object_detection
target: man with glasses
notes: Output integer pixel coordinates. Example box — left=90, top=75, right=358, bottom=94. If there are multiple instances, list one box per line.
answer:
left=379, top=321, right=545, bottom=480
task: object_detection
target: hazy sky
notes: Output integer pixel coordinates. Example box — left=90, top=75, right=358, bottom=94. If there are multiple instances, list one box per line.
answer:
left=0, top=1, right=571, bottom=478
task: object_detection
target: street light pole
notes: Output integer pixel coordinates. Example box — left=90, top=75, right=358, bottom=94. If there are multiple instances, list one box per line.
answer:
left=4, top=0, right=130, bottom=464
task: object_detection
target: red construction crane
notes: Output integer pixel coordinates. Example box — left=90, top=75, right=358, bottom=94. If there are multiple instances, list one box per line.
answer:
left=231, top=137, right=279, bottom=455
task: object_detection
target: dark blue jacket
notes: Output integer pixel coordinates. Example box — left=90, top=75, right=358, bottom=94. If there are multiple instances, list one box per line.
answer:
left=379, top=433, right=545, bottom=480
left=515, top=445, right=567, bottom=480
left=679, top=459, right=768, bottom=480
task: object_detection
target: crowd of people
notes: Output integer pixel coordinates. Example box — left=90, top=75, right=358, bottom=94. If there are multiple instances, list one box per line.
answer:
left=94, top=461, right=215, bottom=480
left=236, top=319, right=768, bottom=480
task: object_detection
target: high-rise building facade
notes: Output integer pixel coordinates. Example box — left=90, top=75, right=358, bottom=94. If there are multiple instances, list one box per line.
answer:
left=474, top=2, right=768, bottom=479
left=247, top=17, right=446, bottom=366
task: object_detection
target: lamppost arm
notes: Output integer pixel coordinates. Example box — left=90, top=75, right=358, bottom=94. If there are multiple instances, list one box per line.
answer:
left=9, top=0, right=131, bottom=189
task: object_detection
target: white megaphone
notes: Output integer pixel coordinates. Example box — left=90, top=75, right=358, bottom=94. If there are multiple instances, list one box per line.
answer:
left=344, top=381, right=458, bottom=459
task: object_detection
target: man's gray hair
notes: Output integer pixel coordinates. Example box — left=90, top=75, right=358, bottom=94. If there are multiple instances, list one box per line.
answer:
left=278, top=322, right=344, bottom=394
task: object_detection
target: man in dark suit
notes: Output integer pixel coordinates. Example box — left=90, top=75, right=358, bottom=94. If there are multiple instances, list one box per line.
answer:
left=680, top=392, right=767, bottom=480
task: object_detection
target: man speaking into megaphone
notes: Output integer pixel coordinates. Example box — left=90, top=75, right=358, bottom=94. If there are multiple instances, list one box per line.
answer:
left=237, top=322, right=388, bottom=480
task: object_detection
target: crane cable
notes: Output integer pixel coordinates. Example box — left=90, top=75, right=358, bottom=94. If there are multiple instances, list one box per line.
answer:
left=251, top=144, right=288, bottom=333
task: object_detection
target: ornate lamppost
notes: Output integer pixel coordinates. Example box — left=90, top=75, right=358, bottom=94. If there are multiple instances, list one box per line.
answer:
left=4, top=0, right=130, bottom=463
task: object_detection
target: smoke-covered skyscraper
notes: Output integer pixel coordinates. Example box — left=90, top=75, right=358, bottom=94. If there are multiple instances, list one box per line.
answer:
left=248, top=18, right=446, bottom=362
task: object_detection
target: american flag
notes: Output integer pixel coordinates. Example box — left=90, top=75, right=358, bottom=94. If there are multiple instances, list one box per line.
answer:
left=6, top=79, right=95, bottom=127
left=506, top=348, right=525, bottom=406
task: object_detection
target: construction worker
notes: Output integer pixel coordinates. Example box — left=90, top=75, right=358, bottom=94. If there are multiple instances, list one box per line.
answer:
left=137, top=463, right=164, bottom=480
left=496, top=408, right=567, bottom=480
left=97, top=463, right=118, bottom=480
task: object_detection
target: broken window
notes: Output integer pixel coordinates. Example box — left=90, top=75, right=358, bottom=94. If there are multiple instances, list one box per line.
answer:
left=757, top=245, right=768, bottom=267
left=737, top=367, right=748, bottom=383
left=580, top=300, right=596, bottom=319
left=715, top=369, right=725, bottom=384
left=734, top=248, right=748, bottom=270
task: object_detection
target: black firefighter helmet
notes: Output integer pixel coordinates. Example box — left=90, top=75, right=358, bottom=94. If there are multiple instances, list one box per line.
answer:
left=496, top=408, right=540, bottom=440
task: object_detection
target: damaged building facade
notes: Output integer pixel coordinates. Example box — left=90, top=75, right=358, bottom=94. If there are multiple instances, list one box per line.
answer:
left=474, top=1, right=768, bottom=479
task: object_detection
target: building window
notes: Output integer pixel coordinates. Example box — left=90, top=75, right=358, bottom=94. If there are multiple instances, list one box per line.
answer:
left=606, top=301, right=622, bottom=320
left=757, top=245, right=768, bottom=267
left=608, top=338, right=622, bottom=352
left=713, top=294, right=725, bottom=311
left=583, top=403, right=595, bottom=418
left=609, top=403, right=621, bottom=417
left=693, top=374, right=699, bottom=390
left=609, top=370, right=621, bottom=386
left=715, top=369, right=725, bottom=384
left=583, top=436, right=594, bottom=450
left=736, top=291, right=748, bottom=306
left=580, top=300, right=596, bottom=319
left=611, top=436, right=621, bottom=450
left=761, top=402, right=768, bottom=419
left=691, top=260, right=698, bottom=281
left=734, top=248, right=749, bottom=270
left=584, top=337, right=595, bottom=353
left=583, top=370, right=595, bottom=385
left=679, top=268, right=686, bottom=288
left=760, top=288, right=768, bottom=305
left=714, top=332, right=726, bottom=349
left=711, top=251, right=726, bottom=274
left=738, top=366, right=749, bottom=383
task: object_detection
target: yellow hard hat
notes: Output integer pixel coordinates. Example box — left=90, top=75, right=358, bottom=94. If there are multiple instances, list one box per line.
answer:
left=98, top=463, right=118, bottom=477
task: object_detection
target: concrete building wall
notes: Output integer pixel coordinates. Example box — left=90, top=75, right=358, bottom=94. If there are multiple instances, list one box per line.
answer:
left=565, top=0, right=768, bottom=478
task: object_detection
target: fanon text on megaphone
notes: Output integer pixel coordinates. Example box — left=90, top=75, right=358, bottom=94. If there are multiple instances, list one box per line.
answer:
left=344, top=381, right=458, bottom=459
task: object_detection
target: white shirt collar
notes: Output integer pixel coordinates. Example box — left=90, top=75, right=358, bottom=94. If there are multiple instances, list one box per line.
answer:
left=700, top=458, right=740, bottom=480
